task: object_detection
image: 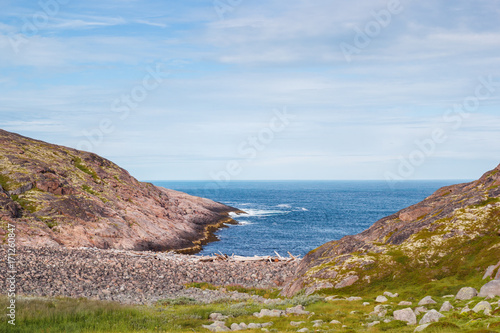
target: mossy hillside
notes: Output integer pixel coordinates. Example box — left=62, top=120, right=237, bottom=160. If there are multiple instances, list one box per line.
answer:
left=301, top=202, right=500, bottom=298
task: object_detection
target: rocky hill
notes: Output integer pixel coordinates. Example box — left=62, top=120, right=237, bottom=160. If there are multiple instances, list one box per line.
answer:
left=0, top=129, right=238, bottom=253
left=282, top=164, right=500, bottom=296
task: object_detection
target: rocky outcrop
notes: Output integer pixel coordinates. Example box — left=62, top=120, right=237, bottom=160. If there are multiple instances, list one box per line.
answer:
left=0, top=129, right=239, bottom=252
left=282, top=164, right=500, bottom=296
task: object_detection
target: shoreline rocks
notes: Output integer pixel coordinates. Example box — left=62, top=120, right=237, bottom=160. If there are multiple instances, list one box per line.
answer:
left=0, top=246, right=298, bottom=305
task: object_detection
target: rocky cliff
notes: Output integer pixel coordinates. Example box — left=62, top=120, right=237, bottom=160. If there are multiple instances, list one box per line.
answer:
left=282, top=164, right=500, bottom=296
left=0, top=129, right=238, bottom=252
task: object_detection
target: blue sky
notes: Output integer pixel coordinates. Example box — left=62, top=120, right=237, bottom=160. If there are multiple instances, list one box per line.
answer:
left=1, top=0, right=499, bottom=181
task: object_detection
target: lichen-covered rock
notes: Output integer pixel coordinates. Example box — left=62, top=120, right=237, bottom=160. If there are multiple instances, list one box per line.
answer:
left=393, top=308, right=416, bottom=325
left=440, top=301, right=454, bottom=312
left=418, top=296, right=437, bottom=306
left=419, top=310, right=444, bottom=325
left=472, top=301, right=492, bottom=314
left=478, top=280, right=500, bottom=297
left=455, top=287, right=478, bottom=300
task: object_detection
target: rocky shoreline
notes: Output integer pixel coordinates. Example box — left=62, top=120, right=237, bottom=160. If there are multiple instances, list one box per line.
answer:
left=1, top=246, right=299, bottom=305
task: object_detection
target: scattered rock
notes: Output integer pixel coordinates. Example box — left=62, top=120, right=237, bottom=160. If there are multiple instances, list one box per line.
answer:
left=297, top=328, right=309, bottom=333
left=202, top=321, right=230, bottom=332
left=418, top=296, right=437, bottom=306
left=367, top=321, right=380, bottom=327
left=455, top=287, right=478, bottom=300
left=347, top=296, right=363, bottom=301
left=335, top=275, right=359, bottom=289
left=478, top=280, right=500, bottom=297
left=363, top=302, right=370, bottom=306
left=461, top=306, right=471, bottom=314
left=286, top=305, right=310, bottom=316
left=324, top=296, right=342, bottom=301
left=305, top=282, right=333, bottom=295
left=472, top=301, right=492, bottom=314
left=398, top=301, right=412, bottom=306
left=253, top=309, right=285, bottom=318
left=414, top=323, right=431, bottom=332
left=210, top=313, right=229, bottom=321
left=419, top=309, right=444, bottom=325
left=372, top=304, right=389, bottom=317
left=413, top=307, right=428, bottom=316
left=440, top=301, right=454, bottom=312
left=393, top=308, right=417, bottom=325
left=247, top=323, right=262, bottom=329
left=312, top=320, right=324, bottom=325
left=483, top=260, right=500, bottom=279
left=290, top=321, right=305, bottom=327
left=230, top=323, right=242, bottom=331
left=330, top=320, right=341, bottom=325
left=376, top=295, right=388, bottom=303
left=384, top=291, right=399, bottom=298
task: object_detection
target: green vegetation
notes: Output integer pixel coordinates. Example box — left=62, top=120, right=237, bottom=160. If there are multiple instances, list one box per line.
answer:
left=0, top=173, right=12, bottom=191
left=73, top=157, right=99, bottom=181
left=82, top=184, right=109, bottom=203
left=10, top=194, right=38, bottom=213
left=473, top=197, right=500, bottom=208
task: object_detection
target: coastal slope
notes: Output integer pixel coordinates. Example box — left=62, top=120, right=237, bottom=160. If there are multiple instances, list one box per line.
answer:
left=282, top=164, right=500, bottom=296
left=0, top=129, right=236, bottom=252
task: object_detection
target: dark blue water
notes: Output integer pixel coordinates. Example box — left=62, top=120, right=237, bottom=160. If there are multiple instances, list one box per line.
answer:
left=151, top=181, right=462, bottom=257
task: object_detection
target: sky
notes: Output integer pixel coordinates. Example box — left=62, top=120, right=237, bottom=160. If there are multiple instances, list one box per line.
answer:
left=0, top=0, right=500, bottom=181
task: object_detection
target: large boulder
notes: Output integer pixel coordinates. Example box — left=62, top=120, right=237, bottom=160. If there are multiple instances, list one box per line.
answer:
left=455, top=287, right=478, bottom=300
left=472, top=301, right=492, bottom=314
left=393, top=308, right=417, bottom=325
left=478, top=280, right=500, bottom=297
left=418, top=296, right=437, bottom=306
left=419, top=310, right=444, bottom=325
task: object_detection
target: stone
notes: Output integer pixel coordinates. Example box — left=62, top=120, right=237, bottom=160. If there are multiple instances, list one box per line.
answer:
left=325, top=296, right=342, bottom=301
left=210, top=313, right=229, bottom=321
left=230, top=323, right=242, bottom=331
left=247, top=323, right=262, bottom=329
left=376, top=295, right=388, bottom=303
left=253, top=309, right=285, bottom=318
left=418, top=296, right=437, bottom=306
left=440, top=301, right=454, bottom=312
left=347, top=296, right=363, bottom=301
left=330, top=320, right=341, bottom=325
left=479, top=280, right=500, bottom=297
left=363, top=302, right=370, bottom=306
left=335, top=275, right=359, bottom=289
left=455, top=287, right=478, bottom=300
left=399, top=301, right=412, bottom=306
left=472, top=301, right=492, bottom=314
left=305, top=282, right=333, bottom=295
left=297, top=329, right=309, bottom=333
left=414, top=324, right=431, bottom=332
left=419, top=309, right=444, bottom=325
left=286, top=305, right=310, bottom=315
left=290, top=321, right=305, bottom=327
left=413, top=307, right=428, bottom=316
left=460, top=306, right=471, bottom=314
left=202, top=321, right=230, bottom=332
left=393, top=308, right=417, bottom=325
left=261, top=322, right=273, bottom=328
left=312, top=320, right=324, bottom=325
left=383, top=319, right=392, bottom=323
left=372, top=304, right=389, bottom=317
left=367, top=321, right=380, bottom=327
left=384, top=291, right=399, bottom=298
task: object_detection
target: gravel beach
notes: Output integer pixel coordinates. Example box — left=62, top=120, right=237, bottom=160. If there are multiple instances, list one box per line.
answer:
left=1, top=246, right=299, bottom=304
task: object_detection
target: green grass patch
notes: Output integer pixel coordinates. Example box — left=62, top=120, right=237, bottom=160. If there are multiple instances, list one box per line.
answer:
left=73, top=157, right=99, bottom=181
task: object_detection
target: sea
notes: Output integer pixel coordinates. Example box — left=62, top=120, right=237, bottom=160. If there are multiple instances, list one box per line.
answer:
left=151, top=180, right=464, bottom=257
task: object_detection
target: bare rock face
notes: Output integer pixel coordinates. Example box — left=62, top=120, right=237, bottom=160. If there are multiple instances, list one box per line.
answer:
left=0, top=129, right=238, bottom=252
left=282, top=163, right=500, bottom=296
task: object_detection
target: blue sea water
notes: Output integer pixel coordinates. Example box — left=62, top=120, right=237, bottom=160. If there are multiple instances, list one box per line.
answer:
left=151, top=181, right=463, bottom=257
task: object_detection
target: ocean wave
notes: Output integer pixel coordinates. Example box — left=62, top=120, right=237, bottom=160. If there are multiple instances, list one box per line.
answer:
left=233, top=208, right=289, bottom=218
left=276, top=204, right=292, bottom=208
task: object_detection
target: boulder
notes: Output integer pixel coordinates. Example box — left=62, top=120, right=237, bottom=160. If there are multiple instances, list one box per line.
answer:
left=455, top=287, right=478, bottom=300
left=384, top=291, right=399, bottom=298
left=478, top=280, right=500, bottom=297
left=253, top=309, right=285, bottom=318
left=305, top=282, right=333, bottom=295
left=297, top=329, right=309, bottom=333
left=419, top=309, right=444, bottom=325
left=393, top=308, right=417, bottom=325
left=399, top=301, right=412, bottom=306
left=346, top=296, right=363, bottom=301
left=210, top=313, right=229, bottom=321
left=330, top=320, right=341, bottom=325
left=286, top=305, right=310, bottom=315
left=290, top=321, right=305, bottom=327
left=376, top=295, right=388, bottom=303
left=460, top=306, right=471, bottom=314
left=439, top=301, right=454, bottom=312
left=367, top=321, right=380, bottom=327
left=414, top=324, right=431, bottom=332
left=472, top=301, right=492, bottom=314
left=371, top=304, right=389, bottom=317
left=247, top=323, right=262, bottom=329
left=202, top=321, right=230, bottom=332
left=418, top=296, right=437, bottom=306
left=413, top=307, right=427, bottom=316
left=483, top=261, right=500, bottom=279
left=335, top=275, right=359, bottom=289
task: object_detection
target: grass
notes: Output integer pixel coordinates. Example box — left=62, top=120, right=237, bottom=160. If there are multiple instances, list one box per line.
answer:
left=73, top=157, right=100, bottom=182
